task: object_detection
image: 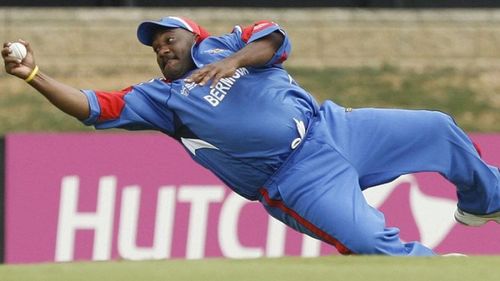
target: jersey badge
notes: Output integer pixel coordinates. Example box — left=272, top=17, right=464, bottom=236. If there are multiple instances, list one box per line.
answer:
left=203, top=48, right=227, bottom=55
left=181, top=82, right=198, bottom=96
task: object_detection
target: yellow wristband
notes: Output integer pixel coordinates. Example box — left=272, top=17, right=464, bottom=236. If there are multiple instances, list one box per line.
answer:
left=24, top=65, right=39, bottom=83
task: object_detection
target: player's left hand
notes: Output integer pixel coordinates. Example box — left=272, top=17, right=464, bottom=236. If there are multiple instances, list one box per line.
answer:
left=185, top=57, right=239, bottom=88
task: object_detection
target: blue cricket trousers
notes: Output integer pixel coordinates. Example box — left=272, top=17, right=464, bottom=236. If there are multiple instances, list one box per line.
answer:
left=259, top=101, right=500, bottom=256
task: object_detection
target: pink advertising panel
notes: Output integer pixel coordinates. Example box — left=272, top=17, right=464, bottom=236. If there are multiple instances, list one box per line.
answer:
left=4, top=133, right=500, bottom=264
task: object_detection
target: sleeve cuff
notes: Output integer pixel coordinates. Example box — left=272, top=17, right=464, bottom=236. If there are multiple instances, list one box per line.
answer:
left=246, top=24, right=281, bottom=44
left=266, top=30, right=291, bottom=67
left=242, top=21, right=291, bottom=67
left=80, top=89, right=101, bottom=126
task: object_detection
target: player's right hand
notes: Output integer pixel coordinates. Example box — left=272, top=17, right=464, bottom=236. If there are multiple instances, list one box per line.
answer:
left=2, top=39, right=37, bottom=80
left=185, top=56, right=239, bottom=88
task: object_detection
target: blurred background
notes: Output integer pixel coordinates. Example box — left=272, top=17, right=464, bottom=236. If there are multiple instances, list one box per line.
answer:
left=2, top=0, right=500, bottom=8
left=1, top=1, right=500, bottom=132
left=1, top=1, right=500, bottom=267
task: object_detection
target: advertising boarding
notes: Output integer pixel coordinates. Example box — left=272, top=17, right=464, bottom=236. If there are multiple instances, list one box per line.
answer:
left=4, top=133, right=500, bottom=263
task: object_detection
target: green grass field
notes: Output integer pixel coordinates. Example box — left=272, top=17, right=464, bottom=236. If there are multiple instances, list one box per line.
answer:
left=1, top=256, right=499, bottom=281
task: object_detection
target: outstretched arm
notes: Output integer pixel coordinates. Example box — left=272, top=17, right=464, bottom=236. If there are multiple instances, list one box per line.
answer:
left=186, top=29, right=285, bottom=88
left=2, top=40, right=89, bottom=121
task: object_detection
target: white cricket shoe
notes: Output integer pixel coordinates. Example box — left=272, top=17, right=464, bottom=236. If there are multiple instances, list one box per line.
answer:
left=454, top=208, right=500, bottom=227
left=442, top=253, right=468, bottom=257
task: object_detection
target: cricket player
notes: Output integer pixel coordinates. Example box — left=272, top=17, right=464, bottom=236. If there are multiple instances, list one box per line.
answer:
left=3, top=16, right=500, bottom=256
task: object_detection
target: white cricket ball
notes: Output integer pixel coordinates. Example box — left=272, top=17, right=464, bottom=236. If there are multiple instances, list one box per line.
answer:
left=8, top=42, right=27, bottom=61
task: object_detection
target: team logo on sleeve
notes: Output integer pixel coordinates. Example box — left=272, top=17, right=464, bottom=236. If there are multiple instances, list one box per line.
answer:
left=253, top=22, right=275, bottom=32
left=203, top=48, right=228, bottom=55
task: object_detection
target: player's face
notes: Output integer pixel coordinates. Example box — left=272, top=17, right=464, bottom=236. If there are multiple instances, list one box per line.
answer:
left=152, top=28, right=197, bottom=80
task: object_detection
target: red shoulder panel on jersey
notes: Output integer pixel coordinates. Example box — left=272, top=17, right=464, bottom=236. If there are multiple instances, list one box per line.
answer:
left=241, top=20, right=276, bottom=43
left=94, top=86, right=133, bottom=122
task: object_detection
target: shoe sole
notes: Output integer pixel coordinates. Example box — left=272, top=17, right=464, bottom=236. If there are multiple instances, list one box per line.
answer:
left=454, top=209, right=500, bottom=227
left=442, top=253, right=468, bottom=257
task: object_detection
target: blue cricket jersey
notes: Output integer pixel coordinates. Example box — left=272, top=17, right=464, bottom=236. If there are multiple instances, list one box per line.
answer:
left=82, top=21, right=320, bottom=200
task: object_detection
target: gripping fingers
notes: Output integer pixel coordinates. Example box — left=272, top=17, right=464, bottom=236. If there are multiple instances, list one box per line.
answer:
left=1, top=44, right=12, bottom=58
left=3, top=55, right=20, bottom=64
left=2, top=41, right=12, bottom=51
left=2, top=42, right=22, bottom=64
